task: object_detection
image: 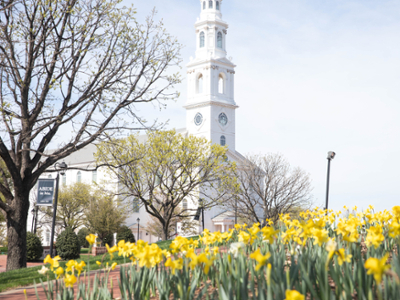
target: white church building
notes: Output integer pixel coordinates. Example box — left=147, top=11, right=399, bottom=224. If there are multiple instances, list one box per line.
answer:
left=28, top=0, right=247, bottom=245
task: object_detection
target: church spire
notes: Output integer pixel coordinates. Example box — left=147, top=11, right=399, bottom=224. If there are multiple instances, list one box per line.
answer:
left=185, top=0, right=237, bottom=151
left=195, top=0, right=227, bottom=60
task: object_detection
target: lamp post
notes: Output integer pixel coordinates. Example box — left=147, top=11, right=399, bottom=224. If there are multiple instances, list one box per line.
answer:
left=49, top=162, right=67, bottom=258
left=325, top=151, right=336, bottom=213
left=137, top=218, right=140, bottom=241
left=31, top=208, right=36, bottom=233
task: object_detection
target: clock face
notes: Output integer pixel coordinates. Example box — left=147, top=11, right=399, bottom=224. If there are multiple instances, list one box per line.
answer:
left=194, top=113, right=203, bottom=126
left=218, top=113, right=228, bottom=126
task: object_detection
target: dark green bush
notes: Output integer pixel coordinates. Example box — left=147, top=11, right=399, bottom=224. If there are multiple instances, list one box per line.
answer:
left=26, top=232, right=43, bottom=261
left=103, top=232, right=114, bottom=246
left=56, top=227, right=80, bottom=260
left=77, top=228, right=90, bottom=248
left=117, top=226, right=135, bottom=243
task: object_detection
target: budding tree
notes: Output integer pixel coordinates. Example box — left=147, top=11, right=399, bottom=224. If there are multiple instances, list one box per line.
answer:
left=95, top=130, right=238, bottom=240
left=0, top=0, right=181, bottom=270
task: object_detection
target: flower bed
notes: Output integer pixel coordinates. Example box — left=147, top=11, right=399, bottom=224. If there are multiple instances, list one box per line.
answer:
left=34, top=206, right=400, bottom=300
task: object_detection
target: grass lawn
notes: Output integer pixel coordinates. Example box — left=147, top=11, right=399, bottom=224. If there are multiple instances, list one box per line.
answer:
left=0, top=252, right=125, bottom=293
left=0, top=236, right=199, bottom=293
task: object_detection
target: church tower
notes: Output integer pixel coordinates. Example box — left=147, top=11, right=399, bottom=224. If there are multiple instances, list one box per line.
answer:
left=185, top=0, right=238, bottom=151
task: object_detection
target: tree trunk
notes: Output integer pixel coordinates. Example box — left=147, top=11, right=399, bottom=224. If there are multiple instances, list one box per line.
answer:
left=6, top=192, right=30, bottom=271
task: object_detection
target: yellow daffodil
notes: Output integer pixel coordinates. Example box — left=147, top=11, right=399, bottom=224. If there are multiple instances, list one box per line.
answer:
left=365, top=254, right=391, bottom=283
left=54, top=267, right=64, bottom=279
left=165, top=257, right=183, bottom=274
left=212, top=246, right=219, bottom=256
left=336, top=249, right=352, bottom=266
left=365, top=225, right=385, bottom=248
left=285, top=289, right=305, bottom=300
left=86, top=234, right=96, bottom=245
left=311, top=228, right=329, bottom=246
left=64, top=273, right=77, bottom=288
left=106, top=243, right=118, bottom=260
left=75, top=261, right=86, bottom=276
left=261, top=226, right=279, bottom=243
left=249, top=248, right=271, bottom=271
left=65, top=260, right=76, bottom=273
left=96, top=261, right=101, bottom=266
left=43, top=255, right=61, bottom=271
left=111, top=262, right=118, bottom=270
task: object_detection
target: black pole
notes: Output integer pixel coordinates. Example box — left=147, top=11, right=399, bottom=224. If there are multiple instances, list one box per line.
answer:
left=49, top=173, right=60, bottom=258
left=34, top=207, right=38, bottom=234
left=325, top=158, right=332, bottom=212
left=235, top=197, right=238, bottom=225
left=137, top=222, right=140, bottom=241
left=201, top=206, right=205, bottom=232
left=31, top=208, right=35, bottom=233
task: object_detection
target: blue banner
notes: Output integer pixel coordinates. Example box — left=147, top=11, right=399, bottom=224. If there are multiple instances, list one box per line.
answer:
left=37, top=179, right=55, bottom=206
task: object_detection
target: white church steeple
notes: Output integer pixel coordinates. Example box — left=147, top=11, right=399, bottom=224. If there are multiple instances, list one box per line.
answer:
left=185, top=0, right=238, bottom=151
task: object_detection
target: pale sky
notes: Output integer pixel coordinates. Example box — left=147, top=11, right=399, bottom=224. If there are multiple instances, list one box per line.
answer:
left=123, top=0, right=400, bottom=212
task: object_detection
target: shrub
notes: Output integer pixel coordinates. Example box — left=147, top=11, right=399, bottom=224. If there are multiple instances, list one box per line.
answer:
left=117, top=226, right=135, bottom=243
left=103, top=232, right=114, bottom=246
left=77, top=228, right=90, bottom=248
left=26, top=232, right=43, bottom=261
left=56, top=227, right=80, bottom=260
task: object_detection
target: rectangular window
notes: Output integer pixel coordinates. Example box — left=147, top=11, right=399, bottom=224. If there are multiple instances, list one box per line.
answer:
left=133, top=198, right=140, bottom=213
left=92, top=170, right=97, bottom=183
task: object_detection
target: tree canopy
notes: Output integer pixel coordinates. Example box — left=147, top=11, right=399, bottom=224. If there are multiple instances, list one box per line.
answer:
left=0, top=0, right=181, bottom=270
left=95, top=130, right=238, bottom=240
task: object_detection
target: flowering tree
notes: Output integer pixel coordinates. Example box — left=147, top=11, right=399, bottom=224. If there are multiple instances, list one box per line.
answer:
left=0, top=0, right=181, bottom=270
left=95, top=130, right=238, bottom=240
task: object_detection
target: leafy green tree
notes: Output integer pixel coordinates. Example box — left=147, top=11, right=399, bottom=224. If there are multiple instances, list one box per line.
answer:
left=42, top=183, right=92, bottom=231
left=85, top=189, right=127, bottom=245
left=95, top=130, right=238, bottom=240
left=0, top=0, right=181, bottom=270
left=77, top=228, right=90, bottom=249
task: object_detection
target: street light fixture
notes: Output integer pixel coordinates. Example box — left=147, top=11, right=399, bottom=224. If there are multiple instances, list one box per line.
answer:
left=325, top=151, right=336, bottom=213
left=137, top=218, right=140, bottom=241
left=49, top=162, right=68, bottom=257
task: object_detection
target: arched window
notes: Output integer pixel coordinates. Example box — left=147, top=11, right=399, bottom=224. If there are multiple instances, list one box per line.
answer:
left=216, top=1, right=220, bottom=10
left=199, top=32, right=205, bottom=48
left=76, top=171, right=81, bottom=183
left=203, top=1, right=206, bottom=9
left=209, top=0, right=213, bottom=9
left=62, top=174, right=66, bottom=186
left=217, top=32, right=223, bottom=48
left=197, top=74, right=203, bottom=94
left=218, top=74, right=224, bottom=94
left=220, top=135, right=226, bottom=146
left=92, top=170, right=97, bottom=183
left=183, top=199, right=188, bottom=211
